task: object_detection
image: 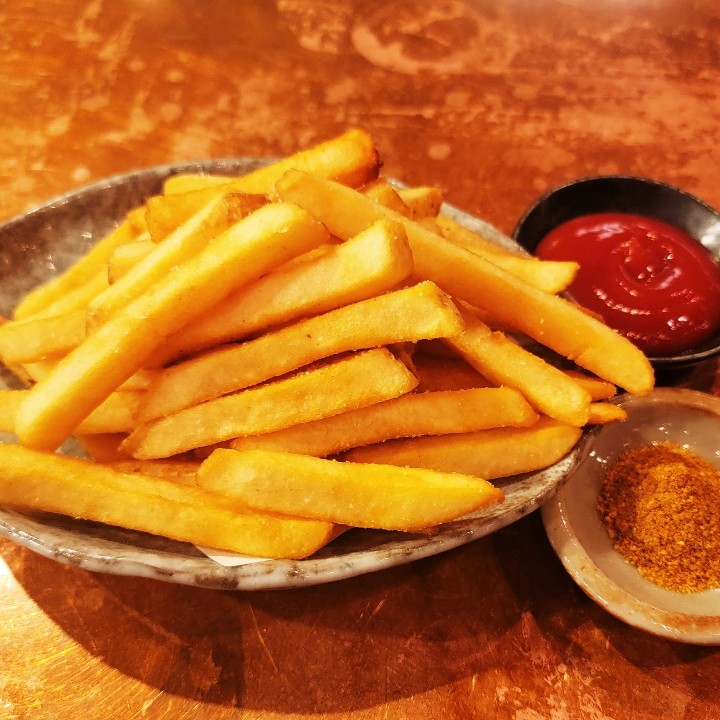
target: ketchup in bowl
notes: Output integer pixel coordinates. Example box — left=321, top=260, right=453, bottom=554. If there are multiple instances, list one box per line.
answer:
left=535, top=212, right=720, bottom=356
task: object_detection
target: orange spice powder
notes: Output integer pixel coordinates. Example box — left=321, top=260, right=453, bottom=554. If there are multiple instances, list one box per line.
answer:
left=597, top=441, right=720, bottom=593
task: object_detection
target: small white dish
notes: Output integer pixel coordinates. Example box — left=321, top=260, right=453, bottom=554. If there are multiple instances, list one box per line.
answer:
left=542, top=388, right=720, bottom=644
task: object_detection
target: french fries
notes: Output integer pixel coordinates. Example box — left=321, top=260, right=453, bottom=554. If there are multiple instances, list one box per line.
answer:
left=196, top=448, right=504, bottom=532
left=12, top=220, right=138, bottom=320
left=15, top=203, right=329, bottom=451
left=163, top=128, right=380, bottom=195
left=0, top=310, right=86, bottom=365
left=123, top=348, right=419, bottom=459
left=0, top=129, right=654, bottom=560
left=436, top=215, right=579, bottom=294
left=138, top=280, right=462, bottom=421
left=228, top=387, right=537, bottom=457
left=149, top=217, right=414, bottom=365
left=144, top=188, right=266, bottom=242
left=87, top=192, right=269, bottom=327
left=444, top=308, right=592, bottom=426
left=274, top=170, right=654, bottom=396
left=345, top=417, right=583, bottom=480
left=0, top=444, right=335, bottom=559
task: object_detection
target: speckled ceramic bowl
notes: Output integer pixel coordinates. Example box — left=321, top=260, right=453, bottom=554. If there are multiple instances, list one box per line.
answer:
left=0, top=159, right=586, bottom=591
left=542, top=388, right=720, bottom=644
left=513, top=175, right=720, bottom=370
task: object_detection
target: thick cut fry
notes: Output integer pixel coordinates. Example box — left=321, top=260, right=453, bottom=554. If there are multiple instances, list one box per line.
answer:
left=75, top=433, right=132, bottom=462
left=107, top=239, right=156, bottom=283
left=275, top=170, right=654, bottom=396
left=164, top=128, right=380, bottom=195
left=30, top=269, right=110, bottom=320
left=13, top=220, right=138, bottom=320
left=139, top=280, right=462, bottom=421
left=144, top=189, right=267, bottom=242
left=88, top=193, right=265, bottom=327
left=109, top=459, right=201, bottom=483
left=229, top=387, right=538, bottom=457
left=0, top=310, right=86, bottom=365
left=587, top=402, right=628, bottom=424
left=125, top=205, right=148, bottom=234
left=563, top=369, right=616, bottom=401
left=437, top=215, right=579, bottom=294
left=0, top=390, right=23, bottom=433
left=76, top=391, right=144, bottom=434
left=412, top=353, right=491, bottom=391
left=197, top=448, right=504, bottom=532
left=0, top=444, right=335, bottom=559
left=361, top=179, right=410, bottom=215
left=444, top=310, right=592, bottom=427
left=396, top=186, right=444, bottom=219
left=14, top=203, right=329, bottom=451
left=3, top=389, right=143, bottom=435
left=149, top=218, right=414, bottom=365
left=346, top=416, right=583, bottom=479
left=123, top=348, right=418, bottom=459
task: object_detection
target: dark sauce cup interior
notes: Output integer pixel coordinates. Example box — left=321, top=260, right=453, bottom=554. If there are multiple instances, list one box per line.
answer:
left=512, top=176, right=720, bottom=370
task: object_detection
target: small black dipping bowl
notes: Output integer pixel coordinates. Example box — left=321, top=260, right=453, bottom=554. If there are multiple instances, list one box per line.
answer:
left=513, top=175, right=720, bottom=370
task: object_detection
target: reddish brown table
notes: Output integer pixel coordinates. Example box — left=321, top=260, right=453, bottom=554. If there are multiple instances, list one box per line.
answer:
left=1, top=1, right=719, bottom=717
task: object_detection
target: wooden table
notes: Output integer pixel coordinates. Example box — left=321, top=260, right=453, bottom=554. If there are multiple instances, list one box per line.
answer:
left=2, top=1, right=719, bottom=717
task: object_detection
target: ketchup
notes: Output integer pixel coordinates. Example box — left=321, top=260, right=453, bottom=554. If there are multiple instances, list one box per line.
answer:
left=535, top=212, right=720, bottom=356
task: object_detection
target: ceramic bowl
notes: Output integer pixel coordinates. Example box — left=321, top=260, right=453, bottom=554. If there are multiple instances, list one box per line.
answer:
left=542, top=387, right=720, bottom=644
left=513, top=176, right=720, bottom=369
left=0, top=159, right=586, bottom=591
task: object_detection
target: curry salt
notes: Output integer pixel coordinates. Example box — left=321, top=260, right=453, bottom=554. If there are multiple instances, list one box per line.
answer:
left=597, top=441, right=720, bottom=593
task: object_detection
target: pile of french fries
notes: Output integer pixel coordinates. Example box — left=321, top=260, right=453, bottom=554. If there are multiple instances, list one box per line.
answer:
left=0, top=129, right=655, bottom=560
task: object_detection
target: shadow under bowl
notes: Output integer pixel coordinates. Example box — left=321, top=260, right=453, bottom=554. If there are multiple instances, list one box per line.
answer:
left=513, top=175, right=720, bottom=370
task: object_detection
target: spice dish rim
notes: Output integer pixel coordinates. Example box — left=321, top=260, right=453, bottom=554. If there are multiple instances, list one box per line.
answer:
left=542, top=387, right=720, bottom=645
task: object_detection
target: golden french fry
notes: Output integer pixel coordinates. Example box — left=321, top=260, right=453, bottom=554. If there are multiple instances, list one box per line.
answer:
left=88, top=193, right=266, bottom=327
left=0, top=444, right=335, bottom=559
left=196, top=448, right=504, bottom=531
left=229, top=387, right=538, bottom=457
left=76, top=391, right=144, bottom=434
left=149, top=217, right=415, bottom=366
left=0, top=390, right=23, bottom=433
left=346, top=416, right=583, bottom=479
left=117, top=368, right=159, bottom=391
left=412, top=353, right=491, bottom=391
left=74, top=433, right=132, bottom=462
left=123, top=348, right=418, bottom=459
left=587, top=402, right=627, bottom=424
left=3, top=389, right=143, bottom=435
left=164, top=128, right=380, bottom=195
left=144, top=189, right=267, bottom=242
left=361, top=179, right=411, bottom=215
left=437, top=215, right=579, bottom=294
left=139, top=280, right=462, bottom=421
left=29, top=269, right=109, bottom=321
left=108, top=459, right=201, bottom=483
left=563, top=369, right=616, bottom=401
left=14, top=203, right=329, bottom=451
left=396, top=186, right=444, bottom=219
left=0, top=310, right=86, bottom=365
left=107, top=238, right=156, bottom=283
left=444, top=309, right=592, bottom=426
left=274, top=170, right=654, bottom=396
left=13, top=220, right=138, bottom=320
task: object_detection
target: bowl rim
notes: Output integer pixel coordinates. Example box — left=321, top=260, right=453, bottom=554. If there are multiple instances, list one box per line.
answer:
left=513, top=173, right=720, bottom=244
